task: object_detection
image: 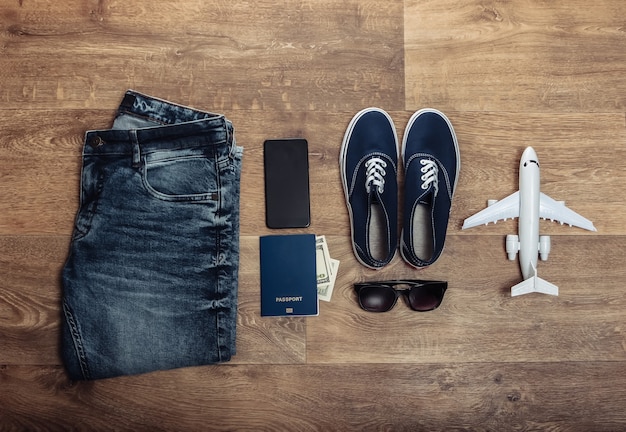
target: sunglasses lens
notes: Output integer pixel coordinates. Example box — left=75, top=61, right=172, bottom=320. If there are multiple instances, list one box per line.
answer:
left=408, top=285, right=445, bottom=311
left=358, top=286, right=396, bottom=312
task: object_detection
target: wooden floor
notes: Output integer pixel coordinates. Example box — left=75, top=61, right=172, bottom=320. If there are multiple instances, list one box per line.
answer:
left=1, top=0, right=625, bottom=430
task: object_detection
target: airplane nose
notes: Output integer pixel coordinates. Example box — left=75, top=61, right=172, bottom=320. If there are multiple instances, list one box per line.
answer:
left=522, top=146, right=538, bottom=161
left=521, top=146, right=539, bottom=168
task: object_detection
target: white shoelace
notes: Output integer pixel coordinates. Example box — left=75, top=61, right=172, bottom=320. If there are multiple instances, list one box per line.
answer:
left=420, top=159, right=438, bottom=195
left=365, top=157, right=387, bottom=194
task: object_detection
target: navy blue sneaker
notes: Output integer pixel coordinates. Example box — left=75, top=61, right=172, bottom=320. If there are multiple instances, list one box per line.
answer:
left=400, top=109, right=460, bottom=268
left=340, top=108, right=399, bottom=269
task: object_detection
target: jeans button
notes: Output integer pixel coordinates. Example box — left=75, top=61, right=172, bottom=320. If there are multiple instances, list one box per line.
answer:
left=89, top=136, right=105, bottom=148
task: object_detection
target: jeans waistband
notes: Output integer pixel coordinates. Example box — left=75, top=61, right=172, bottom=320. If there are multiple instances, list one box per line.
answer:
left=83, top=90, right=234, bottom=158
left=119, top=90, right=224, bottom=126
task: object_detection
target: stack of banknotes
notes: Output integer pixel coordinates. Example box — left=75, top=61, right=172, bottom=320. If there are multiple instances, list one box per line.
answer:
left=315, top=235, right=339, bottom=302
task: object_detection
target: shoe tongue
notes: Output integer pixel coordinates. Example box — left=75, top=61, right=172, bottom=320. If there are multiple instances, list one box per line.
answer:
left=369, top=188, right=382, bottom=204
left=417, top=187, right=434, bottom=206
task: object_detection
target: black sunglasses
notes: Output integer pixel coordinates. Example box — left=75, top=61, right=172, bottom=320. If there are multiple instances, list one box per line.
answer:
left=354, top=280, right=447, bottom=312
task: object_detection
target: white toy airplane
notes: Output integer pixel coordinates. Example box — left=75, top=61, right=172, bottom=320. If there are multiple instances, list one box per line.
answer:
left=462, top=147, right=596, bottom=297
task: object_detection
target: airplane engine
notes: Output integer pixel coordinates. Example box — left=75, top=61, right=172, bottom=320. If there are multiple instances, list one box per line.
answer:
left=505, top=234, right=519, bottom=260
left=539, top=235, right=551, bottom=261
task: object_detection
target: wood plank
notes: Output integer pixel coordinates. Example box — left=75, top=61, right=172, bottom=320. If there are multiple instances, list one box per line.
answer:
left=1, top=362, right=625, bottom=430
left=451, top=111, right=626, bottom=236
left=0, top=235, right=306, bottom=365
left=0, top=0, right=404, bottom=110
left=308, top=234, right=626, bottom=363
left=0, top=236, right=66, bottom=364
left=2, top=234, right=624, bottom=366
left=1, top=110, right=624, bottom=235
left=404, top=0, right=626, bottom=112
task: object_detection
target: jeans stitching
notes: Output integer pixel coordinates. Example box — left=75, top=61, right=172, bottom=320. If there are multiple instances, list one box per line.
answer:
left=72, top=169, right=104, bottom=241
left=140, top=162, right=219, bottom=202
left=62, top=300, right=91, bottom=380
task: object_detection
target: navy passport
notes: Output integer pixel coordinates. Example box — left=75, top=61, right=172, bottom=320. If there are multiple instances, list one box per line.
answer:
left=260, top=234, right=319, bottom=317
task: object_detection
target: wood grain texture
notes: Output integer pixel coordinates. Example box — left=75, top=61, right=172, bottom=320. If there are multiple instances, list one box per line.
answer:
left=404, top=0, right=626, bottom=112
left=2, top=110, right=625, bottom=235
left=308, top=235, right=626, bottom=364
left=0, top=0, right=404, bottom=111
left=0, top=235, right=308, bottom=366
left=1, top=363, right=626, bottom=431
left=1, top=0, right=625, bottom=430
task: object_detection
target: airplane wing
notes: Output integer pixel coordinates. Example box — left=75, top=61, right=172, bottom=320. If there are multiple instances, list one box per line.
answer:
left=539, top=193, right=597, bottom=232
left=462, top=191, right=520, bottom=230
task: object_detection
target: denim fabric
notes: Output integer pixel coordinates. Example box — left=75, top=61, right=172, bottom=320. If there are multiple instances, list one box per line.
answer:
left=62, top=90, right=243, bottom=380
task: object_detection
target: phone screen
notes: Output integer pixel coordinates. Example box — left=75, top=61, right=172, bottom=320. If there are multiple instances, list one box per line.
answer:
left=263, top=139, right=311, bottom=229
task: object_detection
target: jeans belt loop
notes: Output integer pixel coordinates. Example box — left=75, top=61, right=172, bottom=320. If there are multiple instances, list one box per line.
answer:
left=130, top=129, right=141, bottom=168
left=225, top=119, right=236, bottom=160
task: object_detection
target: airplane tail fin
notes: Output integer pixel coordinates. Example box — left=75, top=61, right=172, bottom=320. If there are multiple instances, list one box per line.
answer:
left=511, top=275, right=559, bottom=297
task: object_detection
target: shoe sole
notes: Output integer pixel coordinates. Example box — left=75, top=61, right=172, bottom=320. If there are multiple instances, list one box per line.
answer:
left=399, top=108, right=461, bottom=268
left=340, top=107, right=399, bottom=269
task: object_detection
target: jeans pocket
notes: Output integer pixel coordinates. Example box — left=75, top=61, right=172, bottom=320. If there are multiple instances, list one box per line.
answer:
left=142, top=152, right=218, bottom=202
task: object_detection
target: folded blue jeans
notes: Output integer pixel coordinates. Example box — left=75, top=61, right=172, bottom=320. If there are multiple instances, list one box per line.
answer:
left=62, top=90, right=243, bottom=380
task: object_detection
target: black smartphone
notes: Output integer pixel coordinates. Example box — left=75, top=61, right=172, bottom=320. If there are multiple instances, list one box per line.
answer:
left=263, top=139, right=311, bottom=229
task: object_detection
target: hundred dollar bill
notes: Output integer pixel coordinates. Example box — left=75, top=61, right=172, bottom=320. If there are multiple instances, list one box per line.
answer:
left=315, top=235, right=332, bottom=285
left=318, top=258, right=339, bottom=302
